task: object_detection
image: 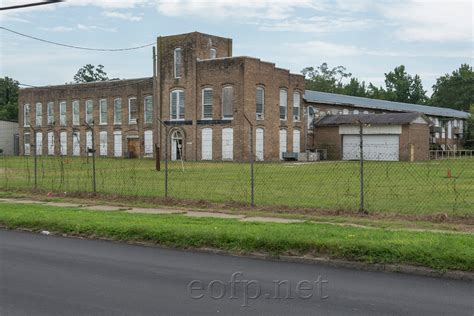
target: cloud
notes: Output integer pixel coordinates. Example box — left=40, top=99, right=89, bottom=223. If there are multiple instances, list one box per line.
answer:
left=258, top=16, right=375, bottom=33
left=39, top=26, right=75, bottom=32
left=76, top=23, right=117, bottom=32
left=103, top=11, right=143, bottom=22
left=285, top=40, right=473, bottom=59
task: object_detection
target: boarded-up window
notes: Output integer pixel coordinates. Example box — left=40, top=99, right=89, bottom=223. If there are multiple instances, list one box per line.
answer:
left=47, top=131, right=54, bottom=155
left=256, top=128, right=264, bottom=161
left=210, top=48, right=217, bottom=59
left=114, top=131, right=122, bottom=157
left=144, top=130, right=153, bottom=157
left=279, top=129, right=287, bottom=160
left=174, top=48, right=182, bottom=78
left=279, top=90, right=287, bottom=120
left=129, top=97, right=137, bottom=124
left=201, top=128, right=212, bottom=160
left=222, top=128, right=233, bottom=160
left=256, top=87, right=264, bottom=119
left=114, top=98, right=122, bottom=124
left=99, top=131, right=107, bottom=156
left=47, top=102, right=54, bottom=125
left=72, top=100, right=80, bottom=125
left=60, top=131, right=67, bottom=156
left=73, top=132, right=80, bottom=156
left=35, top=132, right=42, bottom=155
left=144, top=96, right=153, bottom=124
left=170, top=90, right=185, bottom=120
left=222, top=86, right=233, bottom=119
left=60, top=101, right=67, bottom=126
left=293, top=130, right=300, bottom=153
left=293, top=92, right=300, bottom=121
left=86, top=131, right=92, bottom=156
left=24, top=133, right=30, bottom=155
left=100, top=99, right=107, bottom=124
left=202, top=88, right=213, bottom=119
left=35, top=103, right=42, bottom=126
left=86, top=100, right=93, bottom=124
left=24, top=104, right=30, bottom=127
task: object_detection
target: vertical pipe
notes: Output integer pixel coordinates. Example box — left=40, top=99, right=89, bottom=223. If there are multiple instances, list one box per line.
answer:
left=250, top=124, right=254, bottom=207
left=165, top=127, right=168, bottom=198
left=33, top=128, right=37, bottom=189
left=153, top=46, right=160, bottom=171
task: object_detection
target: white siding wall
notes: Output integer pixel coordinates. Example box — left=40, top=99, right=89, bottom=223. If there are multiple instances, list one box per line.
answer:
left=222, top=128, right=233, bottom=160
left=201, top=128, right=212, bottom=160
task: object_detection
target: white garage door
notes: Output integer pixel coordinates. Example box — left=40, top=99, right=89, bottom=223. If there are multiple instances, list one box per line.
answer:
left=343, top=135, right=399, bottom=161
left=201, top=128, right=212, bottom=160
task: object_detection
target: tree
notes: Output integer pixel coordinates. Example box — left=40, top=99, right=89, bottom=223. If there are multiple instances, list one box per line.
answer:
left=430, top=64, right=473, bottom=111
left=302, top=63, right=352, bottom=94
left=73, top=64, right=109, bottom=83
left=0, top=77, right=19, bottom=121
left=383, top=65, right=428, bottom=104
left=341, top=78, right=367, bottom=97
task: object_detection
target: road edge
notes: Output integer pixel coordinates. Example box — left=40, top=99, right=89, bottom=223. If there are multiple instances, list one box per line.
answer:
left=4, top=226, right=474, bottom=281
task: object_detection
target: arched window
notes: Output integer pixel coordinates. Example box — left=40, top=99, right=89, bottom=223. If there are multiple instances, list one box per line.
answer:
left=222, top=86, right=234, bottom=119
left=210, top=48, right=217, bottom=59
left=201, top=128, right=213, bottom=160
left=202, top=88, right=213, bottom=119
left=293, top=130, right=301, bottom=153
left=279, top=129, right=287, bottom=160
left=293, top=92, right=301, bottom=121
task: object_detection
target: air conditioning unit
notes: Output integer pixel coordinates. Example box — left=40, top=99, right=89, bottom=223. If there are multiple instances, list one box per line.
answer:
left=256, top=113, right=264, bottom=120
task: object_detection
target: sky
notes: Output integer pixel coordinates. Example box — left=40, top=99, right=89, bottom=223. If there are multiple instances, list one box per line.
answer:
left=1, top=0, right=473, bottom=95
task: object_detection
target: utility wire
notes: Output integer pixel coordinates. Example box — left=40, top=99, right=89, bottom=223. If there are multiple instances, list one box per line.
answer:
left=0, top=26, right=154, bottom=51
left=0, top=0, right=63, bottom=11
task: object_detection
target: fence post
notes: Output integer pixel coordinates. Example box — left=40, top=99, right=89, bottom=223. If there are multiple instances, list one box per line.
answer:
left=358, top=121, right=365, bottom=214
left=165, top=129, right=168, bottom=198
left=33, top=128, right=37, bottom=190
left=242, top=114, right=255, bottom=206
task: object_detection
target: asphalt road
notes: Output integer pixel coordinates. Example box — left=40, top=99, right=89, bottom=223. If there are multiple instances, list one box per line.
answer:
left=0, top=229, right=473, bottom=316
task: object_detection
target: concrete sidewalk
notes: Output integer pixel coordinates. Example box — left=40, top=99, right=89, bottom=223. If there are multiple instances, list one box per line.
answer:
left=0, top=198, right=303, bottom=224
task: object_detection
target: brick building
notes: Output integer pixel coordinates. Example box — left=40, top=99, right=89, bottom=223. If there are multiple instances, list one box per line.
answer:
left=19, top=32, right=305, bottom=161
left=18, top=31, right=469, bottom=162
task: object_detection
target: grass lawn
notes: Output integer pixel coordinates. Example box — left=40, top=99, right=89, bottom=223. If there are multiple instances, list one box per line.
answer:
left=1, top=156, right=473, bottom=215
left=0, top=202, right=473, bottom=271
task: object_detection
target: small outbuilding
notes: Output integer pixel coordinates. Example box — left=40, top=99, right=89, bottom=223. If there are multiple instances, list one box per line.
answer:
left=0, top=120, right=19, bottom=156
left=313, top=113, right=432, bottom=161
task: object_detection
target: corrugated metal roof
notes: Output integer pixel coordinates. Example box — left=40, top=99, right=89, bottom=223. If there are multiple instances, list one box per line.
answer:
left=316, top=113, right=430, bottom=126
left=304, top=90, right=470, bottom=119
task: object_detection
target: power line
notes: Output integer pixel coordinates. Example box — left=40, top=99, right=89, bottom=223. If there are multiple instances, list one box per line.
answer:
left=0, top=0, right=63, bottom=11
left=0, top=26, right=154, bottom=51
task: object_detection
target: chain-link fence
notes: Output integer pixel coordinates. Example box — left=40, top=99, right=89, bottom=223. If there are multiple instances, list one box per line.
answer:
left=1, top=147, right=473, bottom=215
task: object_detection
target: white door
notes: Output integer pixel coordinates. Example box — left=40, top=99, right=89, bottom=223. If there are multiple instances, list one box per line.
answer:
left=47, top=132, right=54, bottom=155
left=99, top=131, right=107, bottom=156
left=36, top=132, right=42, bottom=156
left=144, top=130, right=153, bottom=157
left=86, top=131, right=92, bottom=156
left=73, top=132, right=80, bottom=156
left=279, top=129, right=287, bottom=160
left=201, top=128, right=212, bottom=160
left=255, top=128, right=264, bottom=161
left=293, top=130, right=300, bottom=153
left=222, top=128, right=233, bottom=160
left=114, top=132, right=122, bottom=157
left=60, top=131, right=67, bottom=156
left=342, top=135, right=399, bottom=161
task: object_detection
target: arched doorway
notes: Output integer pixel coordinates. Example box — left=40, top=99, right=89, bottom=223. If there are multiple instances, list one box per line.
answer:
left=171, top=130, right=184, bottom=161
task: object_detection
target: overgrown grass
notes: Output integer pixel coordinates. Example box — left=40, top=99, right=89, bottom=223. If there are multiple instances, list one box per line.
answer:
left=0, top=202, right=473, bottom=271
left=1, top=156, right=473, bottom=215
